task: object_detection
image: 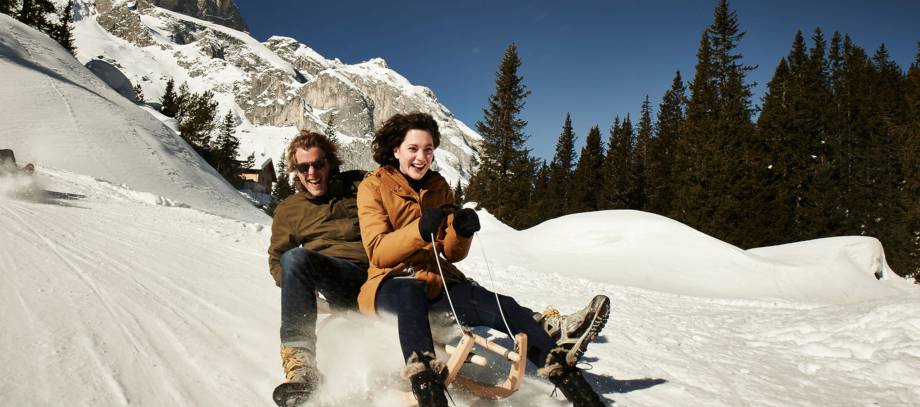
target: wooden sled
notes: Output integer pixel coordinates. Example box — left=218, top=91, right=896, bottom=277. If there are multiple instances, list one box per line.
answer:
left=399, top=330, right=528, bottom=405
left=314, top=297, right=528, bottom=403
left=442, top=330, right=528, bottom=399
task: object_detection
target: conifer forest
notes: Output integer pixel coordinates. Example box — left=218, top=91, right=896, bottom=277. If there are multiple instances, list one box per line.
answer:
left=467, top=0, right=920, bottom=282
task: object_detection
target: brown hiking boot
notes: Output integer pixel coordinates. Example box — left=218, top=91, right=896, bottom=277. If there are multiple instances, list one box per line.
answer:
left=280, top=345, right=322, bottom=385
left=539, top=295, right=611, bottom=365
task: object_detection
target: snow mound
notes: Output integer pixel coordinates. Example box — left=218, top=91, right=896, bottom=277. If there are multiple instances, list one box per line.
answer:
left=0, top=14, right=267, bottom=223
left=461, top=209, right=914, bottom=304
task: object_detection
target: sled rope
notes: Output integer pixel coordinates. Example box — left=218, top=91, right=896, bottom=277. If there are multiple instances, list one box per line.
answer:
left=475, top=232, right=517, bottom=347
left=431, top=233, right=465, bottom=334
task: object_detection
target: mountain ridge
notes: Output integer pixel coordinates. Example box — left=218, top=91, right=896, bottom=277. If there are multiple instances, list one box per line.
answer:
left=65, top=0, right=480, bottom=187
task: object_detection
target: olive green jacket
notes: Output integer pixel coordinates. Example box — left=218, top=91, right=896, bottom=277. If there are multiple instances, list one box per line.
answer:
left=267, top=170, right=368, bottom=286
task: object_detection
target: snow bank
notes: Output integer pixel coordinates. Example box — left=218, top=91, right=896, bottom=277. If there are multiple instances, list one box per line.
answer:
left=462, top=209, right=914, bottom=304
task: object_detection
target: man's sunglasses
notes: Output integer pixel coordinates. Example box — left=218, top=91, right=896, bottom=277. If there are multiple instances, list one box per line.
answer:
left=293, top=158, right=327, bottom=173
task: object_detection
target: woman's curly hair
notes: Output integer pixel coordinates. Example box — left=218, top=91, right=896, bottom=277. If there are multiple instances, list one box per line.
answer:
left=372, top=112, right=441, bottom=167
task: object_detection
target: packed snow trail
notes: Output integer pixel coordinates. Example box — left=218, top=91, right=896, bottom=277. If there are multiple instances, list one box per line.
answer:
left=0, top=169, right=277, bottom=405
left=2, top=169, right=919, bottom=406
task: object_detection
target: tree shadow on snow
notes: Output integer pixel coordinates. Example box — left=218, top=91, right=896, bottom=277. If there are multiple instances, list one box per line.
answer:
left=16, top=189, right=89, bottom=209
left=44, top=190, right=86, bottom=201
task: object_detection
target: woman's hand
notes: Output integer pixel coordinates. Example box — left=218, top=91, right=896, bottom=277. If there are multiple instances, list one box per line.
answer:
left=452, top=208, right=480, bottom=238
left=419, top=207, right=446, bottom=242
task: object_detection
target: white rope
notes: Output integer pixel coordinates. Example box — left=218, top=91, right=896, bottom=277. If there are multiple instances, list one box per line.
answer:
left=475, top=232, right=518, bottom=347
left=431, top=233, right=465, bottom=334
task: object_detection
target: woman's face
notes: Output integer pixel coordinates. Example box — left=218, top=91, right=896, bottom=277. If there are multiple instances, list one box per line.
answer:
left=394, top=129, right=435, bottom=180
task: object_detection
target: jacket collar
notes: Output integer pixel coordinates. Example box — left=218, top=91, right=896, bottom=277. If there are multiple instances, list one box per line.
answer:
left=378, top=167, right=445, bottom=201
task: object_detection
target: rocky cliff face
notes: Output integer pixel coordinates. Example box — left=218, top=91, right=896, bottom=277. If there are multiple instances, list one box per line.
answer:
left=71, top=0, right=480, bottom=185
left=147, top=0, right=248, bottom=32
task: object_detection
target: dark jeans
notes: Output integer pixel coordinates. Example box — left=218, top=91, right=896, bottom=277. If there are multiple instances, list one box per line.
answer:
left=375, top=278, right=556, bottom=368
left=279, top=247, right=366, bottom=346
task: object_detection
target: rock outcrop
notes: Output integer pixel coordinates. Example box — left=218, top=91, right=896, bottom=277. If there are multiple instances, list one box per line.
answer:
left=148, top=0, right=248, bottom=32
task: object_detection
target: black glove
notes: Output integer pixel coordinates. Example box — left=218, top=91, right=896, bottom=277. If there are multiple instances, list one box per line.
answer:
left=452, top=208, right=480, bottom=238
left=419, top=207, right=446, bottom=242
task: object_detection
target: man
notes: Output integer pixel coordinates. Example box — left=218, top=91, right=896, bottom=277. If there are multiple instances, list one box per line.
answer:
left=268, top=130, right=610, bottom=405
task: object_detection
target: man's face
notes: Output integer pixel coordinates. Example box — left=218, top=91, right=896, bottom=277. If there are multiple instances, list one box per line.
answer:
left=293, top=147, right=331, bottom=197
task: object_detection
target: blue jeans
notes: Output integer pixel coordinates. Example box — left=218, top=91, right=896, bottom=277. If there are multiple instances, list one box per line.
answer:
left=279, top=248, right=367, bottom=346
left=375, top=278, right=556, bottom=368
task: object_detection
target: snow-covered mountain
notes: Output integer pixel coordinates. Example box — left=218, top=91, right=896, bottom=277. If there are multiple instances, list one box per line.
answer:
left=66, top=0, right=480, bottom=185
left=3, top=10, right=920, bottom=407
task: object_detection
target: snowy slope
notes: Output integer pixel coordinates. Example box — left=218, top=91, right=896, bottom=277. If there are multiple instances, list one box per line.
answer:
left=2, top=168, right=918, bottom=406
left=0, top=14, right=267, bottom=223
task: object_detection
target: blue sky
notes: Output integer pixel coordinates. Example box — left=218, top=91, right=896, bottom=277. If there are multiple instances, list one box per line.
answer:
left=235, top=0, right=920, bottom=162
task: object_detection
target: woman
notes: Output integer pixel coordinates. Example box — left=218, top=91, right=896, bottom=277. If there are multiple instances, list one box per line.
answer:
left=356, top=112, right=604, bottom=406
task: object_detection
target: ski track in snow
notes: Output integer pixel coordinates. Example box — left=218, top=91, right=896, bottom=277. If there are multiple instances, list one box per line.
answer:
left=1, top=169, right=919, bottom=406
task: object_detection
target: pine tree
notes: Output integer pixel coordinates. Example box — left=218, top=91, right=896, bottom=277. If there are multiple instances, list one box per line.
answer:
left=755, top=29, right=836, bottom=245
left=672, top=30, right=717, bottom=227
left=901, top=43, right=920, bottom=281
left=1, top=0, right=14, bottom=15
left=601, top=116, right=634, bottom=210
left=755, top=56, right=795, bottom=245
left=176, top=87, right=218, bottom=150
left=160, top=78, right=179, bottom=117
left=648, top=71, right=685, bottom=216
left=49, top=0, right=75, bottom=55
left=213, top=110, right=243, bottom=186
left=674, top=0, right=757, bottom=247
left=571, top=125, right=604, bottom=213
left=268, top=149, right=295, bottom=216
left=465, top=43, right=535, bottom=229
left=453, top=179, right=465, bottom=207
left=631, top=96, right=653, bottom=211
left=324, top=112, right=339, bottom=146
left=133, top=83, right=145, bottom=103
left=547, top=113, right=577, bottom=218
left=526, top=161, right=551, bottom=226
left=866, top=44, right=909, bottom=277
left=17, top=0, right=55, bottom=33
left=177, top=82, right=191, bottom=109
left=799, top=27, right=837, bottom=240
left=600, top=117, right=621, bottom=209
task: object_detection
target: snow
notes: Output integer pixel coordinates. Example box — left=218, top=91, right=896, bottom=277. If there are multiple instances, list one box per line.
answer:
left=3, top=12, right=920, bottom=407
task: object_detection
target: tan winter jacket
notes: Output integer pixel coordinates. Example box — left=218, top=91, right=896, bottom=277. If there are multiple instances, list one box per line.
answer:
left=267, top=170, right=368, bottom=286
left=356, top=167, right=472, bottom=316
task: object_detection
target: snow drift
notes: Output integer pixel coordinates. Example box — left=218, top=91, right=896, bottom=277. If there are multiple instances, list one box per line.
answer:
left=461, top=208, right=913, bottom=304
